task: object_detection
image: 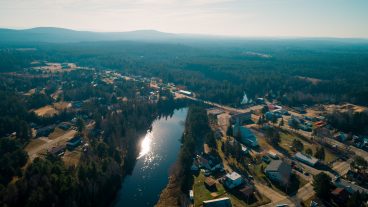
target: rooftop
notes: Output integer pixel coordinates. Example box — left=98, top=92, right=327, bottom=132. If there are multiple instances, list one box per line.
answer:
left=295, top=152, right=319, bottom=165
left=265, top=160, right=287, bottom=172
left=203, top=197, right=232, bottom=207
left=226, top=171, right=242, bottom=181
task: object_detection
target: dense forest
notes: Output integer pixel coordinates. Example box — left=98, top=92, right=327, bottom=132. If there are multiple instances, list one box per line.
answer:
left=0, top=66, right=188, bottom=206
left=1, top=38, right=368, bottom=107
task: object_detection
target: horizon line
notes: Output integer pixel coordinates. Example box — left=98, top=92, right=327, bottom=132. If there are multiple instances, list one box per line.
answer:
left=1, top=26, right=368, bottom=40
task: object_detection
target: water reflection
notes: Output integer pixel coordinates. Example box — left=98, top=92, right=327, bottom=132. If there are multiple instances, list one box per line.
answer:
left=137, top=131, right=163, bottom=172
left=138, top=133, right=152, bottom=159
left=114, top=108, right=188, bottom=207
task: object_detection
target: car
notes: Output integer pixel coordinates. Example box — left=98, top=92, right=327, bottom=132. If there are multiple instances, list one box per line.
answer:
left=304, top=172, right=310, bottom=176
left=276, top=204, right=288, bottom=207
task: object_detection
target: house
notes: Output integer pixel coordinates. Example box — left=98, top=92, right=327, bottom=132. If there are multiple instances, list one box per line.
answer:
left=288, top=116, right=302, bottom=129
left=238, top=185, right=254, bottom=198
left=331, top=188, right=349, bottom=204
left=203, top=197, right=232, bottom=207
left=67, top=136, right=82, bottom=150
left=314, top=127, right=331, bottom=138
left=36, top=125, right=55, bottom=137
left=214, top=129, right=223, bottom=139
left=334, top=178, right=368, bottom=194
left=48, top=145, right=66, bottom=156
left=264, top=160, right=291, bottom=186
left=268, top=150, right=279, bottom=159
left=232, top=124, right=258, bottom=147
left=178, top=90, right=192, bottom=96
left=294, top=152, right=319, bottom=167
left=224, top=172, right=244, bottom=189
left=230, top=112, right=251, bottom=125
left=196, top=154, right=222, bottom=172
left=256, top=98, right=265, bottom=104
left=197, top=155, right=211, bottom=170
left=191, top=160, right=200, bottom=171
left=334, top=133, right=347, bottom=142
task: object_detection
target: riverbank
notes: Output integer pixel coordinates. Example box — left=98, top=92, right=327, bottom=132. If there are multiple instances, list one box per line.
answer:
left=156, top=106, right=210, bottom=207
left=114, top=108, right=188, bottom=207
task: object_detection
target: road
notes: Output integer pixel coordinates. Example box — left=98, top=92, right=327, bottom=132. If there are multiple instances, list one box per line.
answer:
left=176, top=92, right=367, bottom=205
left=175, top=92, right=262, bottom=114
left=255, top=181, right=296, bottom=207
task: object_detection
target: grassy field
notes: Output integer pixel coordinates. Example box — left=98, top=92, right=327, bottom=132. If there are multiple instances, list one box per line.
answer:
left=192, top=171, right=271, bottom=207
left=279, top=132, right=338, bottom=163
left=227, top=191, right=270, bottom=207
left=193, top=172, right=226, bottom=207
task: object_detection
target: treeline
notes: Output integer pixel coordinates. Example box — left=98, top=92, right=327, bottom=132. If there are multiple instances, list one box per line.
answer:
left=2, top=40, right=368, bottom=106
left=327, top=109, right=368, bottom=135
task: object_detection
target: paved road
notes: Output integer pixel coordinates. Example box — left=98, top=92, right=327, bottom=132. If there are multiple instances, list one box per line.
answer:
left=177, top=92, right=367, bottom=205
left=175, top=92, right=262, bottom=114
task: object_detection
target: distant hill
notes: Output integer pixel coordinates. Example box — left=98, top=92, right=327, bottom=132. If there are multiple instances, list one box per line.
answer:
left=0, top=27, right=367, bottom=44
left=0, top=27, right=179, bottom=43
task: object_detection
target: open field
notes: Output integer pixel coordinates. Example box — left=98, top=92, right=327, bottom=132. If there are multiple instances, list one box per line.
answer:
left=193, top=172, right=226, bottom=207
left=63, top=148, right=82, bottom=167
left=34, top=105, right=58, bottom=117
left=278, top=132, right=338, bottom=163
left=33, top=102, right=71, bottom=117
left=25, top=129, right=77, bottom=161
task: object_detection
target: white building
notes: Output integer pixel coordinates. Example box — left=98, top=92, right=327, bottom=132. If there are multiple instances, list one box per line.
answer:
left=224, top=172, right=243, bottom=189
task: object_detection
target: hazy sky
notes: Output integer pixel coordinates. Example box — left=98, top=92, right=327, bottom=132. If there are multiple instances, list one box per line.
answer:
left=1, top=0, right=367, bottom=37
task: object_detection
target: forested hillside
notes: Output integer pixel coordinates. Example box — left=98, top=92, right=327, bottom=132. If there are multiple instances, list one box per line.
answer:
left=1, top=38, right=368, bottom=106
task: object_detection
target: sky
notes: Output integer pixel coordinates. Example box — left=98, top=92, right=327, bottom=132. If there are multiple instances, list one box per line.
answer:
left=0, top=0, right=368, bottom=38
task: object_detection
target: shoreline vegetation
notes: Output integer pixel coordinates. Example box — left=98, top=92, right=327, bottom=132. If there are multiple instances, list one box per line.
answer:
left=156, top=106, right=210, bottom=207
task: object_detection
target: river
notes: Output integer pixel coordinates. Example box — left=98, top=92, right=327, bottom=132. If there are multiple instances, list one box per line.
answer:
left=113, top=108, right=188, bottom=207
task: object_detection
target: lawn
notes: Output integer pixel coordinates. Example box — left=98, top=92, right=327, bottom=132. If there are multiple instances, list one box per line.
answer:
left=279, top=132, right=338, bottom=163
left=248, top=162, right=267, bottom=182
left=227, top=191, right=270, bottom=207
left=193, top=172, right=226, bottom=207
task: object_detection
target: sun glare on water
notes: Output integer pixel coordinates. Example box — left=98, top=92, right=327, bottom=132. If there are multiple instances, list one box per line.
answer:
left=137, top=133, right=152, bottom=159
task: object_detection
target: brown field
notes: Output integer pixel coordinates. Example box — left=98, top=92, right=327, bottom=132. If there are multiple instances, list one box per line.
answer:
left=53, top=101, right=71, bottom=110
left=325, top=103, right=367, bottom=113
left=33, top=102, right=71, bottom=117
left=25, top=129, right=78, bottom=161
left=63, top=149, right=82, bottom=167
left=48, top=128, right=66, bottom=140
left=34, top=105, right=58, bottom=117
